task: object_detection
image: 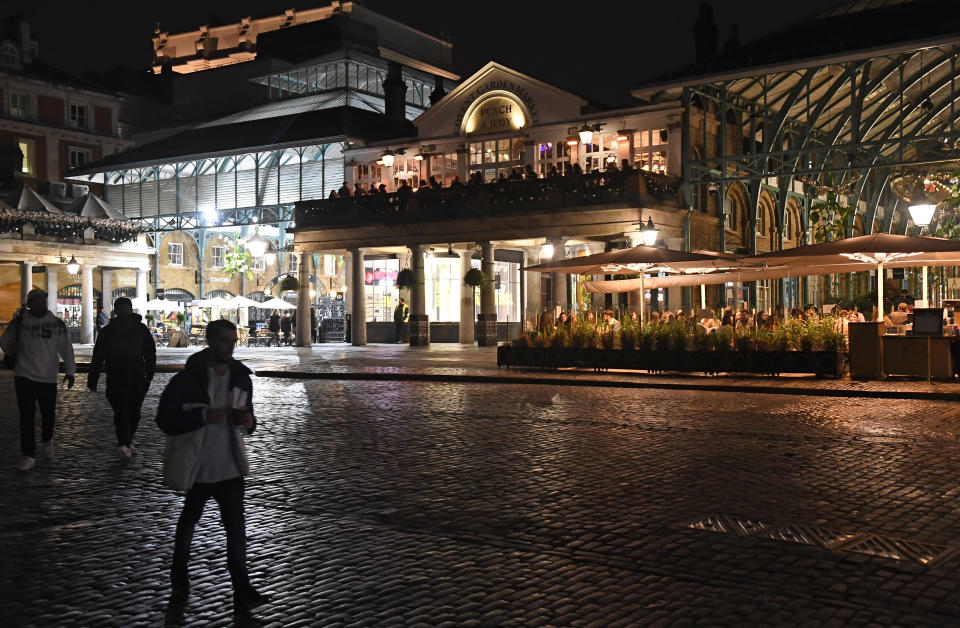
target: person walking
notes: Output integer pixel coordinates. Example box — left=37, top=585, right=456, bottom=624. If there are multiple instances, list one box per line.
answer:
left=95, top=305, right=108, bottom=340
left=280, top=313, right=292, bottom=346
left=86, top=297, right=157, bottom=460
left=393, top=297, right=409, bottom=343
left=267, top=310, right=280, bottom=346
left=156, top=319, right=268, bottom=609
left=0, top=288, right=75, bottom=471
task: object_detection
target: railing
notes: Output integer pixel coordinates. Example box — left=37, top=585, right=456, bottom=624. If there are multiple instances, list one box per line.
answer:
left=296, top=170, right=680, bottom=230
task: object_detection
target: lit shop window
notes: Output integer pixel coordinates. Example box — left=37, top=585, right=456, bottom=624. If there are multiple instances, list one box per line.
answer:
left=428, top=153, right=460, bottom=187
left=425, top=255, right=461, bottom=322
left=471, top=259, right=521, bottom=323
left=17, top=139, right=35, bottom=175
left=535, top=140, right=571, bottom=176
left=633, top=129, right=668, bottom=174
left=468, top=139, right=524, bottom=182
left=363, top=258, right=399, bottom=322
left=354, top=162, right=382, bottom=193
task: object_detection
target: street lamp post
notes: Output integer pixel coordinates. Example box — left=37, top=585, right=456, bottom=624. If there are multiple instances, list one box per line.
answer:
left=909, top=203, right=937, bottom=306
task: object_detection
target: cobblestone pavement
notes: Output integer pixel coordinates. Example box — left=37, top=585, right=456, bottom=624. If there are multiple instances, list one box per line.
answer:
left=2, top=369, right=960, bottom=626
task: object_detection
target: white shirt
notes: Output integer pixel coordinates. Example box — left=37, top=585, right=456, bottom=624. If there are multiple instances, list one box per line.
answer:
left=193, top=367, right=242, bottom=484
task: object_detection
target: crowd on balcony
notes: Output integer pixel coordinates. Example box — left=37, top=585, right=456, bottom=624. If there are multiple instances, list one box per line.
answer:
left=0, top=206, right=143, bottom=243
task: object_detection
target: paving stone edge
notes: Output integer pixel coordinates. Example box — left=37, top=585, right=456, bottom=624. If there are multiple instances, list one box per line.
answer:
left=65, top=362, right=960, bottom=402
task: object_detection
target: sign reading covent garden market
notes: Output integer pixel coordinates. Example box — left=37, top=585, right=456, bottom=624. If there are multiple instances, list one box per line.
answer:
left=454, top=80, right=540, bottom=135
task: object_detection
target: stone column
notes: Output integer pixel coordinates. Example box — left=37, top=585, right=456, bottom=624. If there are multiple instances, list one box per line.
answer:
left=296, top=254, right=312, bottom=346
left=349, top=248, right=366, bottom=346
left=135, top=269, right=148, bottom=314
left=458, top=249, right=475, bottom=344
left=477, top=240, right=497, bottom=346
left=46, top=265, right=59, bottom=313
left=523, top=247, right=541, bottom=329
left=101, top=269, right=113, bottom=310
left=408, top=244, right=429, bottom=346
left=549, top=237, right=568, bottom=312
left=81, top=264, right=96, bottom=344
left=19, top=261, right=34, bottom=306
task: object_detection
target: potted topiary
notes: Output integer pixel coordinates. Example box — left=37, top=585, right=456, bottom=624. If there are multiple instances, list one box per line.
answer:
left=145, top=313, right=155, bottom=327
left=464, top=268, right=489, bottom=290
left=176, top=312, right=186, bottom=329
left=278, top=274, right=299, bottom=292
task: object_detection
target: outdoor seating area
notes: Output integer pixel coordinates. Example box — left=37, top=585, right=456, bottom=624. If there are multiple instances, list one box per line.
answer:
left=504, top=234, right=960, bottom=379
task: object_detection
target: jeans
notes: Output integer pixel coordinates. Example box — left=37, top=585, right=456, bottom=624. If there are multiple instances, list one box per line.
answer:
left=106, top=382, right=146, bottom=447
left=172, top=476, right=249, bottom=592
left=15, top=376, right=56, bottom=457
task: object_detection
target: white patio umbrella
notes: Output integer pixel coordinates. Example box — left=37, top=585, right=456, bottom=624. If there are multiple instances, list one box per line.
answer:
left=143, top=298, right=184, bottom=312
left=260, top=297, right=297, bottom=310
left=224, top=295, right=263, bottom=309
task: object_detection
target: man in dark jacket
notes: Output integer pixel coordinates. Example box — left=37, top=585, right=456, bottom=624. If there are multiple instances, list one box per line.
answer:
left=155, top=319, right=267, bottom=610
left=87, top=297, right=156, bottom=460
left=393, top=297, right=409, bottom=343
left=267, top=310, right=281, bottom=346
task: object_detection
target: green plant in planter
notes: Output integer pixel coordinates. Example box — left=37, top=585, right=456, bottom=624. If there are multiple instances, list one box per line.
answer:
left=620, top=321, right=639, bottom=350
left=145, top=313, right=155, bottom=326
left=770, top=326, right=790, bottom=351
left=715, top=328, right=733, bottom=352
left=734, top=326, right=757, bottom=351
left=701, top=331, right=717, bottom=351
left=550, top=328, right=568, bottom=349
left=599, top=328, right=616, bottom=350
left=463, top=268, right=489, bottom=290
left=691, top=324, right=706, bottom=350
left=668, top=321, right=688, bottom=351
left=396, top=268, right=413, bottom=289
left=176, top=312, right=186, bottom=326
left=278, top=274, right=299, bottom=292
left=639, top=324, right=656, bottom=351
left=653, top=324, right=672, bottom=350
left=817, top=315, right=847, bottom=352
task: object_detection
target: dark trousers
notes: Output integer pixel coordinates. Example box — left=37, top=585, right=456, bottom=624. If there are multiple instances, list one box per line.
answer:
left=172, top=476, right=249, bottom=592
left=15, top=376, right=57, bottom=457
left=106, top=384, right=145, bottom=447
left=394, top=321, right=405, bottom=343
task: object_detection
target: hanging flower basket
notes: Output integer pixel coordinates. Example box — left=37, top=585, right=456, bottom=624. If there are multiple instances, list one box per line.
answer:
left=396, top=268, right=414, bottom=289
left=278, top=274, right=299, bottom=292
left=464, top=268, right=489, bottom=289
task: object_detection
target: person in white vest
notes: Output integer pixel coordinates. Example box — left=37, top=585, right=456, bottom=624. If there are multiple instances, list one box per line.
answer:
left=0, top=288, right=75, bottom=471
left=155, top=319, right=268, bottom=610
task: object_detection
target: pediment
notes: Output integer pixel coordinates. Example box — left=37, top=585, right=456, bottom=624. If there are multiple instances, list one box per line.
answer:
left=414, top=61, right=585, bottom=139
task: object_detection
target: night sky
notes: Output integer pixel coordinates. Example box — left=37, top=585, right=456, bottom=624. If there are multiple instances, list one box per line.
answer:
left=3, top=0, right=844, bottom=106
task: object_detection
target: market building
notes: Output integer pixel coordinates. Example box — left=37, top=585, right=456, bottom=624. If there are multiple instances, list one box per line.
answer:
left=66, top=2, right=458, bottom=336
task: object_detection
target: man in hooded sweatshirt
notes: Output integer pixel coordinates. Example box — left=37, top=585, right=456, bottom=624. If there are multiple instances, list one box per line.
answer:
left=0, top=288, right=75, bottom=471
left=87, top=297, right=156, bottom=459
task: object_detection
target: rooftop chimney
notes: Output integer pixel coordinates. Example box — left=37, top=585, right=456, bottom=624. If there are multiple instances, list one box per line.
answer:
left=723, top=23, right=740, bottom=52
left=429, top=75, right=445, bottom=106
left=694, top=2, right=718, bottom=62
left=383, top=62, right=407, bottom=125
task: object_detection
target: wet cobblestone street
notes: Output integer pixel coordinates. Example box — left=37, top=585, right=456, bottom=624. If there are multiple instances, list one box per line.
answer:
left=3, top=363, right=960, bottom=626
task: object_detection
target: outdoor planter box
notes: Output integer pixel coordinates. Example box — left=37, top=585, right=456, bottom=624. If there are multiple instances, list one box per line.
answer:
left=497, top=346, right=842, bottom=377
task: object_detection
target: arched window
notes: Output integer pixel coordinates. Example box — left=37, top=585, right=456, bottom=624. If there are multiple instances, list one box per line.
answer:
left=205, top=289, right=234, bottom=299
left=163, top=288, right=194, bottom=303
left=111, top=286, right=137, bottom=300
left=0, top=42, right=19, bottom=67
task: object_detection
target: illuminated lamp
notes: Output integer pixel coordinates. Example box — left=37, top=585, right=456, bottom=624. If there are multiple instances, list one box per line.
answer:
left=264, top=252, right=277, bottom=266
left=616, top=131, right=629, bottom=142
left=540, top=243, right=554, bottom=258
left=244, top=228, right=269, bottom=258
left=908, top=203, right=936, bottom=229
left=65, top=255, right=80, bottom=275
left=578, top=124, right=594, bottom=145
left=640, top=217, right=659, bottom=247
left=381, top=150, right=395, bottom=168
left=565, top=136, right=578, bottom=146
left=414, top=154, right=424, bottom=161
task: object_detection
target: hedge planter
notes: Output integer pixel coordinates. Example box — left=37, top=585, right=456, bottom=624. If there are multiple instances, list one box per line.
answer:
left=497, top=346, right=843, bottom=378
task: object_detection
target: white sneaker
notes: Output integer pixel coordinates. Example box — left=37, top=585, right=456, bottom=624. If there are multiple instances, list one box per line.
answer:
left=117, top=445, right=132, bottom=460
left=42, top=440, right=54, bottom=459
left=18, top=456, right=35, bottom=471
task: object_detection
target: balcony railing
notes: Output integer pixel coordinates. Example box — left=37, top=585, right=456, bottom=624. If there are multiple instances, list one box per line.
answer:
left=296, top=170, right=679, bottom=230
